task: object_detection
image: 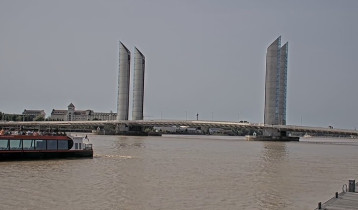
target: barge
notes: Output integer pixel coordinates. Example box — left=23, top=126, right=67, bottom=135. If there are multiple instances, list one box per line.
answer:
left=0, top=133, right=93, bottom=161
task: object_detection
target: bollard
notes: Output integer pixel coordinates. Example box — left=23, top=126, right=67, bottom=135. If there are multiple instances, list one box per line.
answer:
left=335, top=192, right=338, bottom=198
left=318, top=202, right=322, bottom=209
left=349, top=180, right=355, bottom=192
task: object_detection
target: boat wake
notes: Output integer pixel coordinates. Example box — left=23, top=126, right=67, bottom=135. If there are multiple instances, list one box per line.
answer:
left=94, top=154, right=134, bottom=159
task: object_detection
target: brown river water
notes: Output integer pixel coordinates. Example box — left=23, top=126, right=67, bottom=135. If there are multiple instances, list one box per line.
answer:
left=0, top=134, right=358, bottom=210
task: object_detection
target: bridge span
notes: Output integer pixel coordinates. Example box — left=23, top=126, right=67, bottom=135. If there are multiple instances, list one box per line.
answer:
left=0, top=120, right=357, bottom=136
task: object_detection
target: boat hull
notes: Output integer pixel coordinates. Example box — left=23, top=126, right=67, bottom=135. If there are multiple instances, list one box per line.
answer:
left=245, top=135, right=300, bottom=141
left=0, top=150, right=93, bottom=161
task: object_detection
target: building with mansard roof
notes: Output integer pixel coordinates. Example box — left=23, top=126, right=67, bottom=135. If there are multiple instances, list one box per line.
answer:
left=22, top=109, right=46, bottom=120
left=50, top=103, right=116, bottom=121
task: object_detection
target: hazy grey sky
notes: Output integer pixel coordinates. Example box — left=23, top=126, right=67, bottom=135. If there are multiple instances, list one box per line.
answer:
left=1, top=0, right=357, bottom=129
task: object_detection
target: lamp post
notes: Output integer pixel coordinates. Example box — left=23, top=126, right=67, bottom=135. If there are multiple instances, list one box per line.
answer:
left=301, top=116, right=303, bottom=126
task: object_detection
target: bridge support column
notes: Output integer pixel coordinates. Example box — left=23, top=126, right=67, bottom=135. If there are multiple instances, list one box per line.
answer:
left=115, top=124, right=129, bottom=134
left=263, top=128, right=289, bottom=137
left=247, top=128, right=299, bottom=141
left=201, top=126, right=209, bottom=135
left=263, top=128, right=281, bottom=137
left=130, top=125, right=144, bottom=132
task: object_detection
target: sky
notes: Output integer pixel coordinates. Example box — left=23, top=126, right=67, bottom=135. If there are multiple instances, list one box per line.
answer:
left=0, top=0, right=357, bottom=129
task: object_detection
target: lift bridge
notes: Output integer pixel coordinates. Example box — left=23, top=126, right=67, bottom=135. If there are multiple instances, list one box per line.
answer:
left=0, top=120, right=357, bottom=137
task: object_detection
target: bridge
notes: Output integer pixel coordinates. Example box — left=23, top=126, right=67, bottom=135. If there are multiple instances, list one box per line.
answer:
left=2, top=38, right=355, bottom=139
left=0, top=120, right=357, bottom=136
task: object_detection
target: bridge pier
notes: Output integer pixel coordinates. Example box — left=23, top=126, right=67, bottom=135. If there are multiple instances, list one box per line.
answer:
left=200, top=126, right=209, bottom=135
left=115, top=124, right=129, bottom=134
left=247, top=128, right=299, bottom=141
left=113, top=123, right=154, bottom=136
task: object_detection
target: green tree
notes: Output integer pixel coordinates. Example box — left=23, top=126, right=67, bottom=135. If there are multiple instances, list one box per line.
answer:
left=34, top=116, right=45, bottom=121
left=15, top=115, right=22, bottom=121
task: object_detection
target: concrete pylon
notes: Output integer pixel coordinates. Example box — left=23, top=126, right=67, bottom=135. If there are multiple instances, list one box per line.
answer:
left=132, top=47, right=145, bottom=120
left=117, top=42, right=131, bottom=121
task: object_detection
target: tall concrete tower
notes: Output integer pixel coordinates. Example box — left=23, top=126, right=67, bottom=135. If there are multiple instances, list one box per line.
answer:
left=264, top=36, right=288, bottom=125
left=132, top=47, right=145, bottom=120
left=117, top=42, right=131, bottom=121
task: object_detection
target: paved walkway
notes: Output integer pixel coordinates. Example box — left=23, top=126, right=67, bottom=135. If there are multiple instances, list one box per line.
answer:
left=315, top=192, right=358, bottom=210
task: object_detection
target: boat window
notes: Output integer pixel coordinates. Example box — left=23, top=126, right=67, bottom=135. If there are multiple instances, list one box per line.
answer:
left=10, top=140, right=22, bottom=150
left=23, top=140, right=35, bottom=150
left=47, top=140, right=57, bottom=150
left=79, top=143, right=81, bottom=150
left=85, top=144, right=92, bottom=150
left=35, top=140, right=46, bottom=150
left=75, top=143, right=78, bottom=149
left=0, top=139, right=9, bottom=150
left=58, top=140, right=68, bottom=150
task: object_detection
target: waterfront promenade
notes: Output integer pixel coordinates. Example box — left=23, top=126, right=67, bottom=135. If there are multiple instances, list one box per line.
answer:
left=315, top=180, right=358, bottom=210
left=315, top=192, right=358, bottom=210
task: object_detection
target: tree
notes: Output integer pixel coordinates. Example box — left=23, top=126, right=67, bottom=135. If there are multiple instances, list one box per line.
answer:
left=34, top=116, right=45, bottom=121
left=15, top=115, right=22, bottom=121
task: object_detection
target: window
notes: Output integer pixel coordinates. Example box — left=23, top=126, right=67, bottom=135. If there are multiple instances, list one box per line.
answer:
left=35, top=140, right=46, bottom=150
left=23, top=140, right=35, bottom=150
left=10, top=140, right=22, bottom=150
left=0, top=140, right=9, bottom=150
left=85, top=144, right=92, bottom=150
left=75, top=143, right=78, bottom=149
left=58, top=140, right=68, bottom=150
left=47, top=140, right=57, bottom=150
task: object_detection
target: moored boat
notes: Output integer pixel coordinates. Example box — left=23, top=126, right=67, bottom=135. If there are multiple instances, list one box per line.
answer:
left=0, top=132, right=93, bottom=161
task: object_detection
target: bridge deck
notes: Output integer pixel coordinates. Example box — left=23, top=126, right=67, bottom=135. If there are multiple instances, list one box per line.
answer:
left=0, top=120, right=357, bottom=136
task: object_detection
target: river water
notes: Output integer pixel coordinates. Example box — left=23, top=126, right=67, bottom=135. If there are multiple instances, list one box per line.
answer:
left=0, top=134, right=357, bottom=210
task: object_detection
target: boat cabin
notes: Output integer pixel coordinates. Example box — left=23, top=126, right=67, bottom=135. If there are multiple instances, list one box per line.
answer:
left=0, top=135, right=92, bottom=151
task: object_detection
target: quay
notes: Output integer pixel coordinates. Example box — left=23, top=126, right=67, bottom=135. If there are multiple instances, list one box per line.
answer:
left=315, top=180, right=358, bottom=210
